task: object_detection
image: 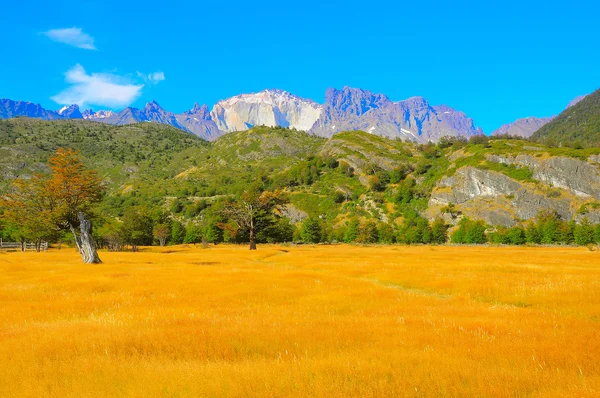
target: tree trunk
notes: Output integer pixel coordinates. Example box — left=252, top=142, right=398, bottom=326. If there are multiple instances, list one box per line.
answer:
left=69, top=213, right=102, bottom=264
left=249, top=227, right=257, bottom=250
left=70, top=224, right=83, bottom=254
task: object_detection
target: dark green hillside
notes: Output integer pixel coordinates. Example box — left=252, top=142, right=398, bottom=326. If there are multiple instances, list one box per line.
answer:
left=532, top=88, right=600, bottom=147
left=0, top=118, right=208, bottom=190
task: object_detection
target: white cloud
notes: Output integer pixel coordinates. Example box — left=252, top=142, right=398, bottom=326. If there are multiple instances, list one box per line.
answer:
left=42, top=27, right=96, bottom=50
left=51, top=64, right=144, bottom=108
left=137, top=71, right=166, bottom=84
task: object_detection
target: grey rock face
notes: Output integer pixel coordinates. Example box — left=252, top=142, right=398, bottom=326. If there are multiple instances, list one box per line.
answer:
left=486, top=154, right=600, bottom=200
left=491, top=116, right=553, bottom=138
left=433, top=167, right=521, bottom=205
left=428, top=166, right=577, bottom=227
left=310, top=87, right=483, bottom=143
left=280, top=204, right=308, bottom=223
left=511, top=188, right=573, bottom=221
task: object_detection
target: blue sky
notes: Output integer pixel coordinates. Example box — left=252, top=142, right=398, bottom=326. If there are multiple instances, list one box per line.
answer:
left=0, top=0, right=598, bottom=133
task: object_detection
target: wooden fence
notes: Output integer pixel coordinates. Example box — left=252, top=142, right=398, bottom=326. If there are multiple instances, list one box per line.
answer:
left=0, top=239, right=48, bottom=251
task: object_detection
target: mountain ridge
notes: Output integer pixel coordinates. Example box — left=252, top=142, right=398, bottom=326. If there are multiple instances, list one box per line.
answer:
left=0, top=88, right=591, bottom=143
left=0, top=88, right=484, bottom=142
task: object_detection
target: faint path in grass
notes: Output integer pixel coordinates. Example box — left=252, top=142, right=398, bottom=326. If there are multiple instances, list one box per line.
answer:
left=357, top=277, right=452, bottom=299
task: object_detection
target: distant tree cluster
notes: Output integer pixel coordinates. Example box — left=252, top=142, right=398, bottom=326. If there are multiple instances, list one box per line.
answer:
left=449, top=210, right=600, bottom=246
left=294, top=211, right=449, bottom=245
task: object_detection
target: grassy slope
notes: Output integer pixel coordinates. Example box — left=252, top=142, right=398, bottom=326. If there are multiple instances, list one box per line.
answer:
left=0, top=118, right=209, bottom=190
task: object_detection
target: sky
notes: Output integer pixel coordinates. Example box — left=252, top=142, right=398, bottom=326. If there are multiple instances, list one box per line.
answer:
left=0, top=0, right=598, bottom=133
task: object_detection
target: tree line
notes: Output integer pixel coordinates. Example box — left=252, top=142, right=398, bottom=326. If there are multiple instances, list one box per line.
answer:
left=3, top=148, right=600, bottom=263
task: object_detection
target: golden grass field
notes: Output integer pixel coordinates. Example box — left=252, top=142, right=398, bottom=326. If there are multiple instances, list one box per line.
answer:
left=1, top=244, right=599, bottom=397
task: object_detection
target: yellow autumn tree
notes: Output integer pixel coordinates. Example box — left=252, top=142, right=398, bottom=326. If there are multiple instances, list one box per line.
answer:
left=3, top=148, right=104, bottom=263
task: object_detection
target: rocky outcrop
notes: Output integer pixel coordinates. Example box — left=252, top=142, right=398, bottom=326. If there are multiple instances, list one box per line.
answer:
left=428, top=166, right=577, bottom=227
left=280, top=204, right=308, bottom=223
left=485, top=154, right=600, bottom=200
left=433, top=167, right=521, bottom=204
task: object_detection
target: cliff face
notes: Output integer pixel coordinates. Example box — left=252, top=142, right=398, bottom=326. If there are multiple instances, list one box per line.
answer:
left=210, top=90, right=323, bottom=133
left=428, top=153, right=600, bottom=227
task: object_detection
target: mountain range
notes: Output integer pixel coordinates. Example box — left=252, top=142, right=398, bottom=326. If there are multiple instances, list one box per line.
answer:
left=0, top=87, right=587, bottom=143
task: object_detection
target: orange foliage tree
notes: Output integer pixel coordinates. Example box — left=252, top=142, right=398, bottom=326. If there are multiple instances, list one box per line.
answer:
left=3, top=148, right=104, bottom=263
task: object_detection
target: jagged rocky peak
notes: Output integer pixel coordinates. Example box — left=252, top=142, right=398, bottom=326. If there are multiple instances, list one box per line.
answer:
left=311, top=87, right=482, bottom=142
left=82, top=109, right=114, bottom=119
left=324, top=86, right=390, bottom=116
left=210, top=89, right=323, bottom=132
left=186, top=103, right=212, bottom=120
left=57, top=104, right=83, bottom=119
left=144, top=100, right=164, bottom=111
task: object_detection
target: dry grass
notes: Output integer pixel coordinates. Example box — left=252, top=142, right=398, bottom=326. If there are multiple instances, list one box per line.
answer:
left=1, top=244, right=599, bottom=397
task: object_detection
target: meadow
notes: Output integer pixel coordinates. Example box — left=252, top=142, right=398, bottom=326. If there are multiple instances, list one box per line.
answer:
left=1, top=244, right=599, bottom=397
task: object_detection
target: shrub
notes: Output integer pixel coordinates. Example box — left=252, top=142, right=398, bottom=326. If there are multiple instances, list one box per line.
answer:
left=357, top=220, right=379, bottom=243
left=507, top=226, right=527, bottom=245
left=451, top=218, right=487, bottom=244
left=377, top=222, right=396, bottom=244
left=574, top=218, right=595, bottom=246
left=431, top=217, right=448, bottom=244
left=343, top=218, right=360, bottom=243
left=300, top=217, right=323, bottom=244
